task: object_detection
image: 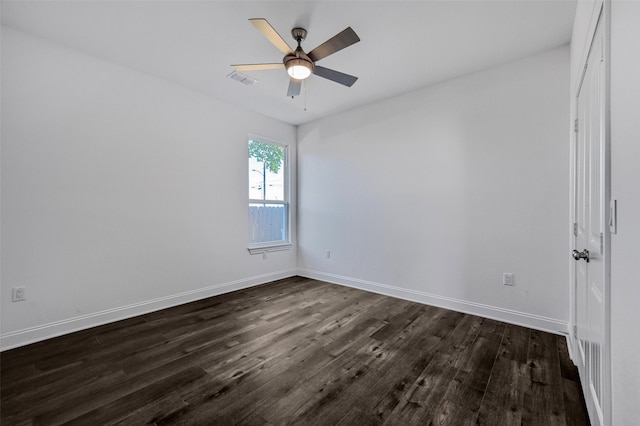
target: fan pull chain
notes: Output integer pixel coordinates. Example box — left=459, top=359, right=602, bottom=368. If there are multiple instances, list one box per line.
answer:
left=304, top=79, right=308, bottom=112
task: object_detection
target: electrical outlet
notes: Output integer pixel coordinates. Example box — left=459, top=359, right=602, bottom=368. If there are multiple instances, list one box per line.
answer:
left=12, top=286, right=26, bottom=302
left=325, top=250, right=331, bottom=259
left=262, top=252, right=268, bottom=260
left=503, top=273, right=514, bottom=286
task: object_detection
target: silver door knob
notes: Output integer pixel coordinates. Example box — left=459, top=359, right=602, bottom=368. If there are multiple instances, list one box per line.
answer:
left=572, top=249, right=590, bottom=263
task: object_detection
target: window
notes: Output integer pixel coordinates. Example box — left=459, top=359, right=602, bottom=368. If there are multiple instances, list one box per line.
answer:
left=248, top=137, right=289, bottom=251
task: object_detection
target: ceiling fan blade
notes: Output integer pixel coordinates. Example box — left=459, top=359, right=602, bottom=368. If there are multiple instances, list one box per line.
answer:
left=313, top=66, right=358, bottom=87
left=308, top=27, right=360, bottom=62
left=250, top=18, right=294, bottom=56
left=232, top=63, right=284, bottom=71
left=287, top=78, right=302, bottom=97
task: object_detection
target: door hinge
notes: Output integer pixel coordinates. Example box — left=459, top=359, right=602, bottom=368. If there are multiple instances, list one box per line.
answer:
left=600, top=232, right=604, bottom=253
left=573, top=222, right=578, bottom=236
left=574, top=118, right=579, bottom=133
left=573, top=325, right=577, bottom=338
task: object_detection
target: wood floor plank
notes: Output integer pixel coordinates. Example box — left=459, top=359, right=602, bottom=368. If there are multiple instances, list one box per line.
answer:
left=63, top=367, right=206, bottom=425
left=1, top=364, right=128, bottom=419
left=111, top=392, right=187, bottom=426
left=337, top=407, right=383, bottom=426
left=380, top=313, right=485, bottom=425
left=521, top=330, right=568, bottom=426
left=4, top=369, right=129, bottom=425
left=558, top=336, right=591, bottom=426
left=215, top=318, right=388, bottom=423
left=0, top=277, right=590, bottom=426
left=427, top=319, right=506, bottom=425
left=155, top=298, right=390, bottom=423
left=273, top=306, right=429, bottom=424
left=298, top=307, right=447, bottom=426
left=475, top=324, right=531, bottom=426
left=353, top=307, right=458, bottom=421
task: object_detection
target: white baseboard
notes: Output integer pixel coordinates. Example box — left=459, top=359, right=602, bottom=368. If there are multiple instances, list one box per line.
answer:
left=298, top=269, right=570, bottom=336
left=2, top=268, right=569, bottom=351
left=566, top=333, right=576, bottom=363
left=0, top=269, right=297, bottom=351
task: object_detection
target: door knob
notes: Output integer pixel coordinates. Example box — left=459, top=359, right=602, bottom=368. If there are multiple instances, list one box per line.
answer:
left=572, top=249, right=590, bottom=263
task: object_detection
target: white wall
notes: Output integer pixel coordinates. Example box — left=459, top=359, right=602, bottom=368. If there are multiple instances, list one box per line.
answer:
left=609, top=1, right=640, bottom=423
left=297, top=47, right=570, bottom=333
left=0, top=27, right=297, bottom=350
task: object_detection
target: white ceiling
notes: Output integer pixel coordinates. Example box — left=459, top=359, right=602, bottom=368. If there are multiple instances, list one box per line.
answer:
left=1, top=1, right=577, bottom=126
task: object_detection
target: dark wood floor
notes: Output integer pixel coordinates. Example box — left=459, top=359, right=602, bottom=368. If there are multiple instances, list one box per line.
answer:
left=1, top=276, right=589, bottom=425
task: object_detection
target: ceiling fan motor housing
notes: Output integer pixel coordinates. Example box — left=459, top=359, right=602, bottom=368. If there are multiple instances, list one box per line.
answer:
left=291, top=27, right=307, bottom=42
left=284, top=28, right=314, bottom=77
left=283, top=51, right=314, bottom=70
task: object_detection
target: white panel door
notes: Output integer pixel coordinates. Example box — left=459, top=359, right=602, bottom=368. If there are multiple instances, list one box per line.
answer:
left=574, top=15, right=607, bottom=426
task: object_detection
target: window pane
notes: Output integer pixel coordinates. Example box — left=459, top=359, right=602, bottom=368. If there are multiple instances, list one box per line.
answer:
left=248, top=140, right=284, bottom=201
left=249, top=203, right=287, bottom=244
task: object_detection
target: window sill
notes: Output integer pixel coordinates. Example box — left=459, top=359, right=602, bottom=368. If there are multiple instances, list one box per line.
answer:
left=247, top=243, right=292, bottom=255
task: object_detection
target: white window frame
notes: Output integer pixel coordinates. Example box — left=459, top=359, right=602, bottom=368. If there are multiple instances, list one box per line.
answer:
left=247, top=135, right=291, bottom=254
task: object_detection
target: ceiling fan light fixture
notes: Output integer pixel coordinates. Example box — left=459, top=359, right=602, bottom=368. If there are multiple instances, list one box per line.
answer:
left=286, top=58, right=313, bottom=80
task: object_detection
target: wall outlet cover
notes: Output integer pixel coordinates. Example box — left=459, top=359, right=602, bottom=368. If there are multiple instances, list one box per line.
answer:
left=12, top=287, right=26, bottom=302
left=503, top=273, right=514, bottom=286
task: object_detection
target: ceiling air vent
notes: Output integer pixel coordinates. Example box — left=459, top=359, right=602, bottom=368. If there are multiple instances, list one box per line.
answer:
left=227, top=70, right=258, bottom=86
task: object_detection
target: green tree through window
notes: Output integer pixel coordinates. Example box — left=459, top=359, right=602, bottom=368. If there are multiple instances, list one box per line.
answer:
left=249, top=140, right=284, bottom=201
left=248, top=139, right=288, bottom=247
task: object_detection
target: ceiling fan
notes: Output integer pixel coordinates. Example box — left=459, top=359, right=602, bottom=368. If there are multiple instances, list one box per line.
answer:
left=232, top=18, right=360, bottom=97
